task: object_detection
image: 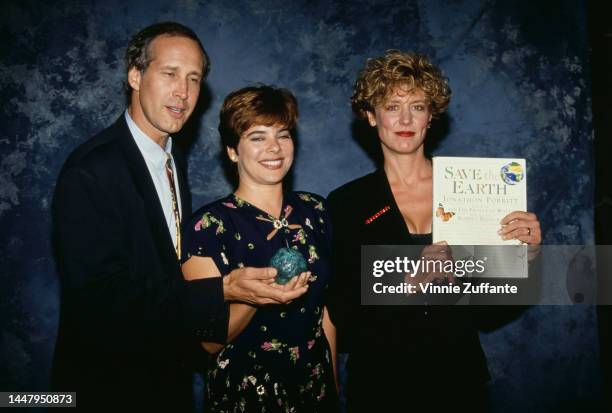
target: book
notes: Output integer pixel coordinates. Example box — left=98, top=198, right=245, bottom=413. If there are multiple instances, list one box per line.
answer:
left=432, top=156, right=528, bottom=278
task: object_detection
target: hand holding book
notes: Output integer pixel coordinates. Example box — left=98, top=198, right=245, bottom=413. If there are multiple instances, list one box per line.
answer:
left=403, top=241, right=456, bottom=291
left=499, top=211, right=542, bottom=260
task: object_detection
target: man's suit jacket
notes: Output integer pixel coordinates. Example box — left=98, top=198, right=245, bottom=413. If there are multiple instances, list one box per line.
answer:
left=52, top=116, right=227, bottom=412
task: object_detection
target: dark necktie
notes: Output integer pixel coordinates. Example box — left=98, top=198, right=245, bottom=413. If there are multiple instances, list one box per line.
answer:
left=165, top=154, right=181, bottom=259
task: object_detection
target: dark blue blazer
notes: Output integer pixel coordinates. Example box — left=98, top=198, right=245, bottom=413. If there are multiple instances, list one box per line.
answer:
left=51, top=116, right=228, bottom=412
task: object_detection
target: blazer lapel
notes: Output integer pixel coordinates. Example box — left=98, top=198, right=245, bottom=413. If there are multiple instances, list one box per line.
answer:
left=113, top=117, right=180, bottom=271
left=363, top=169, right=413, bottom=244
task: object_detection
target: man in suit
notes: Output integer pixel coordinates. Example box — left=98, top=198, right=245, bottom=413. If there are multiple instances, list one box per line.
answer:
left=52, top=22, right=307, bottom=412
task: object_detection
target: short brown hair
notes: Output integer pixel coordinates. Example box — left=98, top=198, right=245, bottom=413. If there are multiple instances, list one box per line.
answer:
left=124, top=22, right=209, bottom=100
left=351, top=50, right=451, bottom=120
left=219, top=85, right=298, bottom=150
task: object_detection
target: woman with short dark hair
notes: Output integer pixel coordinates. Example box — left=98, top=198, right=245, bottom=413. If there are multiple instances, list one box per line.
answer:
left=182, top=85, right=338, bottom=412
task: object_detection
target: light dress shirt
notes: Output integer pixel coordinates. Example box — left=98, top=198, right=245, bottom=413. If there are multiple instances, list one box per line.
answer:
left=125, top=110, right=182, bottom=250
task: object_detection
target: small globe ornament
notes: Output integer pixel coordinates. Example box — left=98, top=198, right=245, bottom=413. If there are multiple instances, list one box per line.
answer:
left=500, top=162, right=524, bottom=185
left=269, top=247, right=308, bottom=285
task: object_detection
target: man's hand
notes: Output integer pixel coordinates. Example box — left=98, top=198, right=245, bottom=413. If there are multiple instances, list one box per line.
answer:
left=223, top=267, right=309, bottom=305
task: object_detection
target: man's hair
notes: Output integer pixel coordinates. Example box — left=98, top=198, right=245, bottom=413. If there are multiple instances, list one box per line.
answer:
left=351, top=50, right=451, bottom=120
left=124, top=22, right=209, bottom=99
left=219, top=85, right=298, bottom=151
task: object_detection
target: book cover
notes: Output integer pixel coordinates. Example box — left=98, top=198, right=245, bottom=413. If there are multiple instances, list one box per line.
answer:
left=432, top=156, right=528, bottom=277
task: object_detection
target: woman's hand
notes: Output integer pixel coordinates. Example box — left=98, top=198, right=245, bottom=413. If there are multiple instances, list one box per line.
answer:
left=404, top=241, right=455, bottom=289
left=499, top=211, right=541, bottom=260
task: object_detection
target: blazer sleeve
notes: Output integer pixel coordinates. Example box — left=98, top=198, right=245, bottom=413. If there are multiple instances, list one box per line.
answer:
left=53, top=164, right=228, bottom=350
left=326, top=189, right=357, bottom=353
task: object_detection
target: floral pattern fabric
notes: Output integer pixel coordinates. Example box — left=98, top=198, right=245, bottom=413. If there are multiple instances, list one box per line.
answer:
left=183, top=192, right=336, bottom=413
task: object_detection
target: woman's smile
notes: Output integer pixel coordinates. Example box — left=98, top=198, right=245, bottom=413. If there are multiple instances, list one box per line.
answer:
left=259, top=159, right=285, bottom=169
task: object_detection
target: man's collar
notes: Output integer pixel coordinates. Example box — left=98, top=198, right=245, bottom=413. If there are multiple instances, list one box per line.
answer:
left=124, top=110, right=173, bottom=168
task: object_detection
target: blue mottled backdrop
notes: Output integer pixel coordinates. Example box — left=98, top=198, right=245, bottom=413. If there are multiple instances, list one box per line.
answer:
left=0, top=0, right=599, bottom=411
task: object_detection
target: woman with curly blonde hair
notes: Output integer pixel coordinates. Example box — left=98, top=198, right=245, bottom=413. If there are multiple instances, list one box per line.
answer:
left=327, top=51, right=541, bottom=411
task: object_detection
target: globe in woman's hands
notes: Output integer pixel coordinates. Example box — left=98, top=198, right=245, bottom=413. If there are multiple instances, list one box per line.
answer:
left=269, top=247, right=308, bottom=285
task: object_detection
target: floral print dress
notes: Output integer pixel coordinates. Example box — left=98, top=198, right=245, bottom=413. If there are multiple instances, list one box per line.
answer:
left=182, top=192, right=337, bottom=413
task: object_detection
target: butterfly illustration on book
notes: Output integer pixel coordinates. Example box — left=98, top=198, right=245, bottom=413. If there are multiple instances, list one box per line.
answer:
left=435, top=203, right=455, bottom=222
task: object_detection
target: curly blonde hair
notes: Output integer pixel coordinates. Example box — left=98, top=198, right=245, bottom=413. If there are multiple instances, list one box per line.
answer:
left=351, top=50, right=451, bottom=120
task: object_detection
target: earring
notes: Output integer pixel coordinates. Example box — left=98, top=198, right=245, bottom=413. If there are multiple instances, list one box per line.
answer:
left=427, top=123, right=431, bottom=129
